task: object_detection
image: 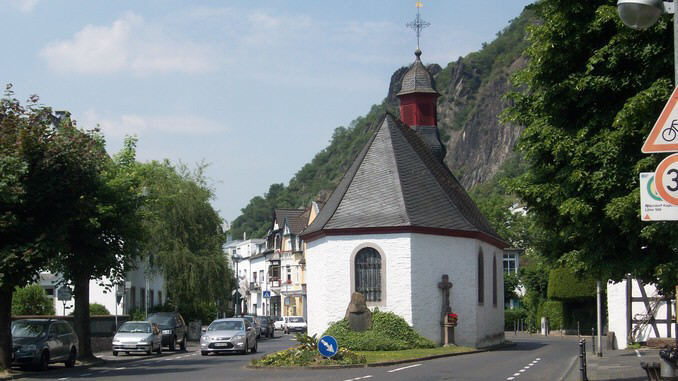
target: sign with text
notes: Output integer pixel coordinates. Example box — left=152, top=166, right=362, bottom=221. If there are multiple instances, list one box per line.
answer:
left=640, top=172, right=678, bottom=220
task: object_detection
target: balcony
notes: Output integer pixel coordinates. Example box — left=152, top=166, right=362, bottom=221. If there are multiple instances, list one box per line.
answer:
left=269, top=278, right=281, bottom=288
left=250, top=282, right=261, bottom=291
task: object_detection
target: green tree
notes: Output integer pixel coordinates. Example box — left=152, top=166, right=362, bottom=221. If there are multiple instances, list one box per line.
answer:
left=11, top=285, right=54, bottom=316
left=89, top=303, right=110, bottom=316
left=505, top=0, right=678, bottom=294
left=48, top=128, right=145, bottom=360
left=0, top=87, right=107, bottom=369
left=504, top=271, right=520, bottom=303
left=137, top=160, right=233, bottom=322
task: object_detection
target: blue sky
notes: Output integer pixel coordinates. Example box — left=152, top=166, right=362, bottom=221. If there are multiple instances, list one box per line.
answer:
left=0, top=0, right=533, bottom=225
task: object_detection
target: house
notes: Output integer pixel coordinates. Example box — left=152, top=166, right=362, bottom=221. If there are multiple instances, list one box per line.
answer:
left=300, top=49, right=507, bottom=347
left=36, top=257, right=165, bottom=317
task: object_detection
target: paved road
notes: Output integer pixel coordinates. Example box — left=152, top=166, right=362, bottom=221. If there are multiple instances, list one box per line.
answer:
left=14, top=333, right=582, bottom=381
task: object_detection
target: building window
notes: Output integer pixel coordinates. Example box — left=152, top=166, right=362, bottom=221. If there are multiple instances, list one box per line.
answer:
left=150, top=289, right=155, bottom=307
left=158, top=291, right=162, bottom=305
left=140, top=288, right=146, bottom=311
left=503, top=253, right=517, bottom=274
left=131, top=287, right=136, bottom=309
left=253, top=272, right=257, bottom=283
left=478, top=250, right=484, bottom=305
left=286, top=265, right=291, bottom=283
left=259, top=270, right=264, bottom=283
left=492, top=256, right=497, bottom=307
left=355, top=247, right=381, bottom=302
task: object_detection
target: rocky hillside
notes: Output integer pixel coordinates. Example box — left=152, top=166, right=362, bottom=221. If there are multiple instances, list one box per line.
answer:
left=229, top=5, right=537, bottom=239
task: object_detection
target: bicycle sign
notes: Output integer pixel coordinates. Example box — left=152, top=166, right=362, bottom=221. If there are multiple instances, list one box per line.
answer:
left=642, top=86, right=678, bottom=153
left=654, top=154, right=678, bottom=206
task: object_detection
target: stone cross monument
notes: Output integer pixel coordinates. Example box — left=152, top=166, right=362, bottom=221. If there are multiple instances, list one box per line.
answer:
left=438, top=274, right=454, bottom=345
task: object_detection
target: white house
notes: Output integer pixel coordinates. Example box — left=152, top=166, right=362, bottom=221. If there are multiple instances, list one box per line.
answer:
left=37, top=257, right=165, bottom=317
left=607, top=277, right=676, bottom=349
left=300, top=49, right=506, bottom=348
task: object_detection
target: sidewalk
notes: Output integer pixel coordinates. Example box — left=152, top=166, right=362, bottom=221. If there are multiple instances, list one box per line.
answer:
left=564, top=347, right=660, bottom=381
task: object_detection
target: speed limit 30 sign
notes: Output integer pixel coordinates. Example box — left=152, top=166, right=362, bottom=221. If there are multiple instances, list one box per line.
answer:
left=655, top=153, right=678, bottom=205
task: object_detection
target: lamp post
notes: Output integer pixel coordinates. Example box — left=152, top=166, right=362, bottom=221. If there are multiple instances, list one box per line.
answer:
left=618, top=0, right=678, bottom=352
left=618, top=0, right=678, bottom=84
left=233, top=253, right=242, bottom=315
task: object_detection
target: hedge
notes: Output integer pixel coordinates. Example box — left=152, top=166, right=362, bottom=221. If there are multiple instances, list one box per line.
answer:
left=539, top=300, right=564, bottom=330
left=504, top=308, right=528, bottom=330
left=547, top=268, right=596, bottom=301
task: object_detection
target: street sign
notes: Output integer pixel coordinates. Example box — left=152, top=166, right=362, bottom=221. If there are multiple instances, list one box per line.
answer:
left=317, top=335, right=339, bottom=358
left=654, top=154, right=678, bottom=205
left=263, top=291, right=270, bottom=299
left=642, top=86, right=678, bottom=153
left=57, top=287, right=72, bottom=301
left=640, top=172, right=678, bottom=220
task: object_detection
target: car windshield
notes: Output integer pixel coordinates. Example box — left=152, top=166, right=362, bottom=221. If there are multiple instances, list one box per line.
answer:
left=11, top=321, right=47, bottom=338
left=243, top=316, right=254, bottom=323
left=289, top=317, right=304, bottom=323
left=147, top=314, right=175, bottom=326
left=118, top=322, right=151, bottom=333
left=208, top=321, right=243, bottom=331
left=259, top=318, right=268, bottom=323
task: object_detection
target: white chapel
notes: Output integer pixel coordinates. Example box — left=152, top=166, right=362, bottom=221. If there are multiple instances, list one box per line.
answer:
left=301, top=48, right=507, bottom=348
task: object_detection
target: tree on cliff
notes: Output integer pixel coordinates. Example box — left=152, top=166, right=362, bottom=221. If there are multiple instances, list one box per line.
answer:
left=505, top=0, right=678, bottom=293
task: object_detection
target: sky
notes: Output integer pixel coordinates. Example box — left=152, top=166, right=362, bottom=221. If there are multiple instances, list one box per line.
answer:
left=0, top=0, right=534, bottom=225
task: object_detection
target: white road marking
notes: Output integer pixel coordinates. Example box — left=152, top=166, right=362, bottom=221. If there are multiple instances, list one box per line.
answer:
left=388, top=363, right=422, bottom=373
left=80, top=373, right=92, bottom=377
left=635, top=350, right=642, bottom=358
left=58, top=378, right=69, bottom=380
left=519, top=369, right=526, bottom=372
left=513, top=373, right=520, bottom=376
left=536, top=358, right=541, bottom=361
left=343, top=376, right=373, bottom=381
left=507, top=378, right=515, bottom=380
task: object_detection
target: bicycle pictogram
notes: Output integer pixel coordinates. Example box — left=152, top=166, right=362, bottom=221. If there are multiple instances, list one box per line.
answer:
left=662, top=119, right=678, bottom=141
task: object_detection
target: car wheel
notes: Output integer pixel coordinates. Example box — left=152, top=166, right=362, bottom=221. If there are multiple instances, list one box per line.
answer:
left=112, top=351, right=118, bottom=356
left=242, top=340, right=248, bottom=355
left=201, top=351, right=208, bottom=356
left=65, top=347, right=76, bottom=368
left=180, top=336, right=187, bottom=351
left=38, top=350, right=49, bottom=371
left=170, top=336, right=177, bottom=351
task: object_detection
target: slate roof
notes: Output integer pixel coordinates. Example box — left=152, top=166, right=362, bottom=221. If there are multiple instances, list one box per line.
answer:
left=274, top=208, right=308, bottom=235
left=396, top=49, right=438, bottom=96
left=301, top=113, right=505, bottom=248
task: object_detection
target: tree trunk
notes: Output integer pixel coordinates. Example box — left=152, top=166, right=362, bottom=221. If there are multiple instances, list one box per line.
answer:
left=0, top=286, right=12, bottom=371
left=73, top=276, right=93, bottom=360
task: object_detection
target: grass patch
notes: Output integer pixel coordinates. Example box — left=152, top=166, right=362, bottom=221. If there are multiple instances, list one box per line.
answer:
left=358, top=345, right=476, bottom=364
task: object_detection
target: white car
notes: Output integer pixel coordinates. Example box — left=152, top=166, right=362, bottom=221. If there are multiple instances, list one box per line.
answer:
left=273, top=316, right=285, bottom=331
left=283, top=316, right=307, bottom=334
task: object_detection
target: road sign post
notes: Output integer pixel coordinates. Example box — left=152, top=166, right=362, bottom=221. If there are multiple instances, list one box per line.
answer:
left=317, top=335, right=339, bottom=358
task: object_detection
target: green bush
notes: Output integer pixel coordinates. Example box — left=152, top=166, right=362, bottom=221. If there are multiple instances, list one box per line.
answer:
left=252, top=334, right=366, bottom=367
left=89, top=303, right=110, bottom=315
left=540, top=300, right=564, bottom=330
left=323, top=310, right=436, bottom=351
left=504, top=308, right=528, bottom=330
left=12, top=285, right=54, bottom=315
left=547, top=268, right=596, bottom=301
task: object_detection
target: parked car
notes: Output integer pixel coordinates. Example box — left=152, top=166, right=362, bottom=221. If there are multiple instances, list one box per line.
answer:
left=283, top=316, right=307, bottom=334
left=200, top=318, right=257, bottom=355
left=112, top=321, right=162, bottom=356
left=11, top=319, right=78, bottom=370
left=241, top=315, right=261, bottom=339
left=273, top=316, right=285, bottom=331
left=147, top=312, right=188, bottom=351
left=257, top=316, right=275, bottom=338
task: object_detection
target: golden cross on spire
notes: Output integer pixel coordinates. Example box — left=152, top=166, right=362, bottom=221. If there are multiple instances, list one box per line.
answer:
left=407, top=1, right=430, bottom=50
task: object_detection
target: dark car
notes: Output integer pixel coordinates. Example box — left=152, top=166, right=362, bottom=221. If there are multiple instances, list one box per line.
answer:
left=241, top=315, right=261, bottom=339
left=11, top=319, right=78, bottom=370
left=257, top=316, right=275, bottom=338
left=146, top=312, right=188, bottom=351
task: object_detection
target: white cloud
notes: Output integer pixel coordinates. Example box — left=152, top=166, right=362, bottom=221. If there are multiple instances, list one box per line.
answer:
left=4, top=0, right=40, bottom=12
left=40, top=12, right=216, bottom=75
left=79, top=110, right=226, bottom=138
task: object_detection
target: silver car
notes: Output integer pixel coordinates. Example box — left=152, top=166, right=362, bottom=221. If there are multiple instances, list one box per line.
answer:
left=11, top=319, right=78, bottom=370
left=112, top=321, right=162, bottom=356
left=200, top=318, right=257, bottom=355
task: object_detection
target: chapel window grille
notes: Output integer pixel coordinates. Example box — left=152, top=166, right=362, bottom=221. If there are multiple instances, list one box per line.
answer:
left=492, top=256, right=497, bottom=307
left=355, top=247, right=382, bottom=302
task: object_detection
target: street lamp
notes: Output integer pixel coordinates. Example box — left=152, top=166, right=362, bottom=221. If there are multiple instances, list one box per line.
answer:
left=232, top=254, right=242, bottom=315
left=618, top=0, right=678, bottom=84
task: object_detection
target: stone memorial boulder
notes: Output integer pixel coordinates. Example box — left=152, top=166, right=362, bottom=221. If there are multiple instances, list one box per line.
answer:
left=344, top=292, right=372, bottom=332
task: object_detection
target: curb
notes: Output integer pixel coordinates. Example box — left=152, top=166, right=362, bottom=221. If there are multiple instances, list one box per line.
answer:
left=247, top=341, right=516, bottom=370
left=557, top=355, right=579, bottom=381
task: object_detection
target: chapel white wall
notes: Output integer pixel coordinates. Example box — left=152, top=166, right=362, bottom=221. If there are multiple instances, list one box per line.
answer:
left=306, top=234, right=412, bottom=337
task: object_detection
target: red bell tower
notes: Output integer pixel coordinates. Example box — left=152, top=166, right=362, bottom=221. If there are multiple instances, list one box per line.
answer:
left=396, top=48, right=444, bottom=160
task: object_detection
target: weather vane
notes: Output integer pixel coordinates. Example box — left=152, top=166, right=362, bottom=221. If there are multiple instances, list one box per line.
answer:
left=407, top=1, right=430, bottom=50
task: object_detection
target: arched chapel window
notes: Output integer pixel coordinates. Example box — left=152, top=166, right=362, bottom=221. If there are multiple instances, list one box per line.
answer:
left=355, top=247, right=382, bottom=302
left=492, top=255, right=497, bottom=307
left=478, top=250, right=484, bottom=305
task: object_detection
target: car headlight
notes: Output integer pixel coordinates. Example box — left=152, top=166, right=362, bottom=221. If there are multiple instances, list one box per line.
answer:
left=231, top=334, right=245, bottom=340
left=139, top=336, right=152, bottom=344
left=162, top=330, right=172, bottom=334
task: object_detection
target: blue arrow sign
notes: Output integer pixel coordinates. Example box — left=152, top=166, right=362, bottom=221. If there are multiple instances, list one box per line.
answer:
left=317, top=335, right=339, bottom=358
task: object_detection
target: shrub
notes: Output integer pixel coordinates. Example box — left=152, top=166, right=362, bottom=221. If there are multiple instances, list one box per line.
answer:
left=547, top=268, right=596, bottom=301
left=323, top=310, right=436, bottom=351
left=539, top=300, right=564, bottom=330
left=252, top=334, right=366, bottom=367
left=12, top=285, right=54, bottom=315
left=504, top=308, right=528, bottom=330
left=89, top=303, right=110, bottom=315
